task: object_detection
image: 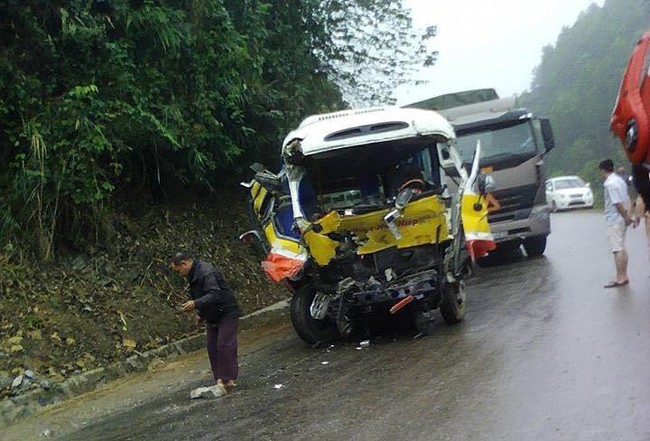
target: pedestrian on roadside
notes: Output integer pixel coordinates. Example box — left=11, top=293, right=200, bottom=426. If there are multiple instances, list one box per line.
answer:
left=170, top=251, right=240, bottom=397
left=599, top=159, right=634, bottom=288
left=631, top=163, right=650, bottom=214
left=634, top=191, right=650, bottom=265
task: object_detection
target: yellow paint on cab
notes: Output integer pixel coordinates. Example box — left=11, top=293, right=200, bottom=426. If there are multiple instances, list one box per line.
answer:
left=263, top=223, right=304, bottom=256
left=302, top=211, right=341, bottom=266
left=251, top=181, right=269, bottom=219
left=303, top=195, right=450, bottom=264
left=460, top=193, right=491, bottom=236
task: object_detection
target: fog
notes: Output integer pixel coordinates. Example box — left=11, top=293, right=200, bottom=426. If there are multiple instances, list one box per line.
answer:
left=395, top=0, right=605, bottom=104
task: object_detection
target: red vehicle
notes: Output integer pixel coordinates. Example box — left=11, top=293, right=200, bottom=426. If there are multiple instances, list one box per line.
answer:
left=611, top=31, right=650, bottom=164
left=611, top=31, right=650, bottom=205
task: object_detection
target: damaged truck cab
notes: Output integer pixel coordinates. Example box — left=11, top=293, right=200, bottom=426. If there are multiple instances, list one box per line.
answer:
left=241, top=107, right=494, bottom=345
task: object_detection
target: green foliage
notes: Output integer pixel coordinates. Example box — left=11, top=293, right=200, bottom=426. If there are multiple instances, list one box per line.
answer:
left=309, top=0, right=438, bottom=106
left=520, top=0, right=650, bottom=183
left=0, top=0, right=425, bottom=259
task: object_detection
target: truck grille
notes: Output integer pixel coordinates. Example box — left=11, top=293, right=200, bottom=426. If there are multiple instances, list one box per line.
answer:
left=487, top=184, right=539, bottom=223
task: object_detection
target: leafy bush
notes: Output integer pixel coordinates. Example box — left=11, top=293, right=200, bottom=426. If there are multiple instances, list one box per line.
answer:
left=0, top=0, right=345, bottom=258
left=0, top=0, right=432, bottom=259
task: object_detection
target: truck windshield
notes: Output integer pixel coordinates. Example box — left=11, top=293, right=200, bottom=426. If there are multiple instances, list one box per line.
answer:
left=454, top=121, right=537, bottom=166
left=302, top=142, right=438, bottom=213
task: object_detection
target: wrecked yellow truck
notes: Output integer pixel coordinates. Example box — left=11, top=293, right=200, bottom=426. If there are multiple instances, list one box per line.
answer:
left=241, top=107, right=495, bottom=344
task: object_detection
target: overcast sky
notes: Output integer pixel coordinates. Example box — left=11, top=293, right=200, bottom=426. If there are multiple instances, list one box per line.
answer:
left=394, top=0, right=605, bottom=105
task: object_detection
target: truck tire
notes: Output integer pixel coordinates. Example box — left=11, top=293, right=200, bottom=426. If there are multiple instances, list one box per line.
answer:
left=439, top=280, right=466, bottom=324
left=290, top=285, right=339, bottom=345
left=523, top=235, right=547, bottom=257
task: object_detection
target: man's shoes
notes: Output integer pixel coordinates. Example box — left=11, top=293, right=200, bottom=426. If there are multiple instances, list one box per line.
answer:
left=223, top=381, right=236, bottom=393
left=604, top=280, right=629, bottom=288
left=190, top=383, right=227, bottom=399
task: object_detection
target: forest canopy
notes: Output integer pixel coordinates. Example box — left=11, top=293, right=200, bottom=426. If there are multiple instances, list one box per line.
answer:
left=0, top=0, right=433, bottom=259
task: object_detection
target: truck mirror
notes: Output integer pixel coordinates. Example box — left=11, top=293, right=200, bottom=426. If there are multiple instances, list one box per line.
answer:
left=540, top=118, right=555, bottom=153
left=239, top=230, right=268, bottom=260
left=440, top=146, right=451, bottom=160
left=283, top=139, right=305, bottom=165
left=254, top=170, right=283, bottom=192
left=250, top=163, right=266, bottom=173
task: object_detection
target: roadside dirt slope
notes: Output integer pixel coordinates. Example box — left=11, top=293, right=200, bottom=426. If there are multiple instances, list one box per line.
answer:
left=0, top=191, right=289, bottom=398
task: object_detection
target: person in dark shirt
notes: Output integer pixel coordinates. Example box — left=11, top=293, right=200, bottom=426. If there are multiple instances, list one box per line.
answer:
left=170, top=251, right=240, bottom=396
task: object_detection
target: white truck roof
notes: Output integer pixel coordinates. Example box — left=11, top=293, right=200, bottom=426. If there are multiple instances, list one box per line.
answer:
left=436, top=95, right=518, bottom=125
left=282, top=107, right=455, bottom=157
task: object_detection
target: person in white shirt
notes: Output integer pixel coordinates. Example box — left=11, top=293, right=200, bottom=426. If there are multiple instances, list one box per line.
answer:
left=599, top=159, right=634, bottom=288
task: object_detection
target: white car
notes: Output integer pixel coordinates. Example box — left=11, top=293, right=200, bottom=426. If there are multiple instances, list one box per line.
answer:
left=545, top=176, right=594, bottom=212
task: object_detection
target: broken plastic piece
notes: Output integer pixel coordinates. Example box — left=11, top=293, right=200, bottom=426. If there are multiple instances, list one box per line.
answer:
left=190, top=384, right=226, bottom=399
left=261, top=252, right=305, bottom=282
left=389, top=294, right=414, bottom=314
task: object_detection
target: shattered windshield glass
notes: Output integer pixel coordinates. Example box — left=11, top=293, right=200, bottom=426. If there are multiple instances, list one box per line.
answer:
left=300, top=139, right=439, bottom=213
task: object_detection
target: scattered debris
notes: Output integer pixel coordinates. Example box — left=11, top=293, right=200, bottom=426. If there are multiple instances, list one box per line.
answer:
left=0, top=200, right=290, bottom=401
left=321, top=361, right=329, bottom=365
left=24, top=369, right=35, bottom=380
left=118, top=311, right=128, bottom=332
left=11, top=375, right=23, bottom=389
left=360, top=340, right=370, bottom=348
left=273, top=384, right=283, bottom=390
left=190, top=384, right=226, bottom=399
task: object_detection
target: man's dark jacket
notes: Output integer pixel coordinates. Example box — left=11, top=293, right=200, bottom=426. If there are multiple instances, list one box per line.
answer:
left=187, top=260, right=239, bottom=324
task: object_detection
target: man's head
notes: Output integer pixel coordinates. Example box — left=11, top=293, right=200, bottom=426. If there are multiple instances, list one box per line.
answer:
left=170, top=251, right=193, bottom=277
left=598, top=159, right=614, bottom=179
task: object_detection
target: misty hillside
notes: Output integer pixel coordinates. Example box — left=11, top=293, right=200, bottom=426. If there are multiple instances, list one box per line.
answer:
left=520, top=0, right=650, bottom=185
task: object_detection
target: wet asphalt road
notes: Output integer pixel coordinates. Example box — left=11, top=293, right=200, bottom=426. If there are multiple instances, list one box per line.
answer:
left=37, top=211, right=650, bottom=440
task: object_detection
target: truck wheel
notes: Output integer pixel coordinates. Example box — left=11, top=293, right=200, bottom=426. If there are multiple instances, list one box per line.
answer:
left=523, top=235, right=547, bottom=257
left=290, top=285, right=339, bottom=345
left=439, top=280, right=466, bottom=324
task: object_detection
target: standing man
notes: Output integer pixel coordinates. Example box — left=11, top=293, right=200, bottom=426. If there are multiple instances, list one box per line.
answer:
left=634, top=191, right=650, bottom=265
left=599, top=159, right=634, bottom=288
left=170, top=251, right=239, bottom=396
